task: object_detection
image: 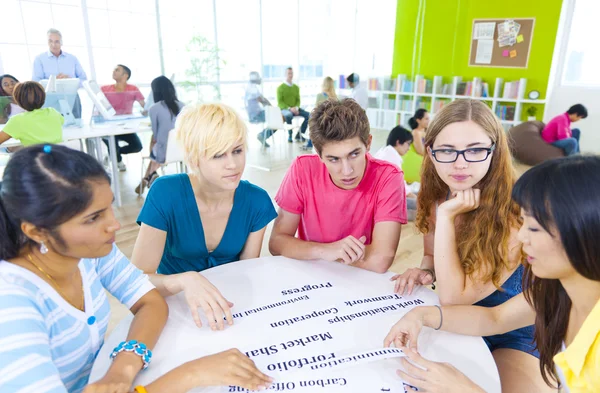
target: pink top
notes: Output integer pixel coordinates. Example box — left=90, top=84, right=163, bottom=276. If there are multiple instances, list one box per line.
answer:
left=101, top=84, right=144, bottom=115
left=541, top=112, right=572, bottom=143
left=275, top=154, right=407, bottom=245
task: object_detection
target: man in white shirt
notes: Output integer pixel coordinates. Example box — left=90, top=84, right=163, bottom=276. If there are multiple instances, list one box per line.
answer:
left=374, top=126, right=419, bottom=220
left=347, top=73, right=368, bottom=110
left=245, top=71, right=276, bottom=147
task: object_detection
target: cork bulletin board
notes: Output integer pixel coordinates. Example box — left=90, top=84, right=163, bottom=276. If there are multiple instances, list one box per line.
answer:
left=468, top=18, right=535, bottom=68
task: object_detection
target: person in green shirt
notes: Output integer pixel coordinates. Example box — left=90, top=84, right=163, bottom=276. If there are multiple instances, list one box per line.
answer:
left=277, top=67, right=309, bottom=143
left=0, top=81, right=64, bottom=149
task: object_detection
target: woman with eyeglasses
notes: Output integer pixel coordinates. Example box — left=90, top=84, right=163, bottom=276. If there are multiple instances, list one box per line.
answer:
left=390, top=99, right=552, bottom=392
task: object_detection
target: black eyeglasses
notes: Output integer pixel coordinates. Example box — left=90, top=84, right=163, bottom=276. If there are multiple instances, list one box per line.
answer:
left=430, top=144, right=496, bottom=163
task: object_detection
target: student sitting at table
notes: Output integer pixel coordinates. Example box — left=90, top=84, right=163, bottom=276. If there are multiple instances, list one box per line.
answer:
left=0, top=81, right=63, bottom=149
left=101, top=64, right=146, bottom=115
left=374, top=125, right=419, bottom=221
left=390, top=100, right=551, bottom=392
left=0, top=74, right=26, bottom=124
left=0, top=144, right=272, bottom=393
left=384, top=155, right=600, bottom=393
left=135, top=75, right=185, bottom=195
left=268, top=99, right=407, bottom=273
left=132, top=103, right=277, bottom=330
left=101, top=64, right=145, bottom=172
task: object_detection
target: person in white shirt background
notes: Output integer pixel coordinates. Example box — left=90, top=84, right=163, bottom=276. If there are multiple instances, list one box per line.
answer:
left=347, top=73, right=368, bottom=110
left=374, top=125, right=419, bottom=220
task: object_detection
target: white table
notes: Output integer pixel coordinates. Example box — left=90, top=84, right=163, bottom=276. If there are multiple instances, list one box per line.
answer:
left=90, top=257, right=501, bottom=392
left=63, top=120, right=152, bottom=207
left=0, top=119, right=151, bottom=207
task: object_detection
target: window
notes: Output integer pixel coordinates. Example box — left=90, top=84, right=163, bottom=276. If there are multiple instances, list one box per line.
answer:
left=0, top=0, right=397, bottom=108
left=562, top=0, right=600, bottom=86
left=215, top=0, right=261, bottom=82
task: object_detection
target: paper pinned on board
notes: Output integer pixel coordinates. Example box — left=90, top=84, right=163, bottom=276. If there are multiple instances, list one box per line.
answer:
left=510, top=50, right=517, bottom=58
left=516, top=34, right=524, bottom=43
left=473, top=22, right=496, bottom=40
left=497, top=19, right=521, bottom=47
left=475, top=39, right=494, bottom=64
left=502, top=50, right=510, bottom=57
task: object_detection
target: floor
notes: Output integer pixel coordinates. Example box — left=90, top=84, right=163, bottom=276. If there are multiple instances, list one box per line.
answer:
left=106, top=128, right=529, bottom=333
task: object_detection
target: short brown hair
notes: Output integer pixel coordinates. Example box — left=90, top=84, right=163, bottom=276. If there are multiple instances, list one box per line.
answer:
left=309, top=98, right=370, bottom=155
left=13, top=82, right=46, bottom=111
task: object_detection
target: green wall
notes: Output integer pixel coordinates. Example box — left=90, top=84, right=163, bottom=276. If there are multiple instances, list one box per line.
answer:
left=392, top=0, right=563, bottom=99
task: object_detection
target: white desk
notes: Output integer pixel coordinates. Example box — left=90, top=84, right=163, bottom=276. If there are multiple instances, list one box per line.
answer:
left=90, top=257, right=501, bottom=392
left=67, top=120, right=151, bottom=207
left=0, top=119, right=151, bottom=207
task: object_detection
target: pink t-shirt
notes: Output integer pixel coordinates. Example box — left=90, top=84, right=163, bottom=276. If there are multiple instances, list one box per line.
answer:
left=275, top=154, right=407, bottom=245
left=101, top=84, right=144, bottom=115
left=541, top=112, right=572, bottom=143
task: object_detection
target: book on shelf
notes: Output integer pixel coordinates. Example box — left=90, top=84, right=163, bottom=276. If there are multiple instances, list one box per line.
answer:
left=368, top=78, right=380, bottom=90
left=441, top=83, right=452, bottom=95
left=415, top=97, right=429, bottom=111
left=495, top=104, right=516, bottom=121
left=502, top=80, right=520, bottom=99
left=368, top=97, right=379, bottom=108
left=433, top=99, right=450, bottom=112
left=399, top=99, right=412, bottom=112
left=416, top=79, right=432, bottom=94
left=383, top=77, right=398, bottom=91
left=400, top=80, right=414, bottom=93
left=382, top=97, right=396, bottom=110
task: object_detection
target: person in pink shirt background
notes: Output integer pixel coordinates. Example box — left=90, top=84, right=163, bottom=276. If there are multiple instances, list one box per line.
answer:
left=100, top=64, right=146, bottom=171
left=541, top=103, right=587, bottom=156
left=269, top=99, right=407, bottom=274
left=101, top=64, right=146, bottom=115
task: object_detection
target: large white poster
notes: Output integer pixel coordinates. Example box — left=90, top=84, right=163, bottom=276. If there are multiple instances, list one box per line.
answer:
left=91, top=257, right=500, bottom=392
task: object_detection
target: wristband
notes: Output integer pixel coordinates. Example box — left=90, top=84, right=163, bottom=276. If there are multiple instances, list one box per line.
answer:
left=110, top=340, right=152, bottom=370
left=134, top=386, right=148, bottom=393
left=433, top=305, right=443, bottom=330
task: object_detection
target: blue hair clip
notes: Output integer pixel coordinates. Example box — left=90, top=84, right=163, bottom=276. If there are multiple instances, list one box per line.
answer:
left=43, top=145, right=52, bottom=154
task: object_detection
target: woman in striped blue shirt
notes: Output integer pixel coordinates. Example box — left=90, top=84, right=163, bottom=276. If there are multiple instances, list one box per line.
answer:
left=0, top=145, right=272, bottom=393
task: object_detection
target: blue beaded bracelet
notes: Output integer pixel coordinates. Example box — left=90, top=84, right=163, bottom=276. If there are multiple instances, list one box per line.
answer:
left=110, top=340, right=152, bottom=370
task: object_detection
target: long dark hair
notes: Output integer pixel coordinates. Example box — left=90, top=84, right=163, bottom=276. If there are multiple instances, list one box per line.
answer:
left=0, top=145, right=110, bottom=260
left=408, top=108, right=427, bottom=130
left=0, top=74, right=18, bottom=97
left=512, top=155, right=600, bottom=386
left=386, top=125, right=413, bottom=146
left=0, top=74, right=19, bottom=117
left=151, top=76, right=180, bottom=118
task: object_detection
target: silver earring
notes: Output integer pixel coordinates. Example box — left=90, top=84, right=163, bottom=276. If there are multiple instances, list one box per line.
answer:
left=40, top=241, right=48, bottom=254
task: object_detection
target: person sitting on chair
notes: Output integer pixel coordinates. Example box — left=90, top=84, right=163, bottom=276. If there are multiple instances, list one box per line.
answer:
left=0, top=81, right=63, bottom=150
left=346, top=73, right=368, bottom=110
left=245, top=71, right=276, bottom=147
left=0, top=74, right=26, bottom=123
left=100, top=64, right=145, bottom=172
left=135, top=76, right=185, bottom=195
left=541, top=104, right=587, bottom=156
left=269, top=99, right=407, bottom=273
left=101, top=64, right=146, bottom=115
left=277, top=67, right=309, bottom=143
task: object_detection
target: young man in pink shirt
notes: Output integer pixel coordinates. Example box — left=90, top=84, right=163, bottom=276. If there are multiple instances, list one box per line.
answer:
left=541, top=104, right=587, bottom=156
left=269, top=99, right=407, bottom=273
left=100, top=64, right=145, bottom=171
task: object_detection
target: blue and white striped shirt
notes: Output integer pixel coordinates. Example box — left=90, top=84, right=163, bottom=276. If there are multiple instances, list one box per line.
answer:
left=0, top=245, right=154, bottom=393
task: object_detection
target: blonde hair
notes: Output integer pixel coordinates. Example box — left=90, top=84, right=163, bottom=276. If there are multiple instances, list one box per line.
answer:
left=322, top=77, right=337, bottom=100
left=176, top=103, right=248, bottom=170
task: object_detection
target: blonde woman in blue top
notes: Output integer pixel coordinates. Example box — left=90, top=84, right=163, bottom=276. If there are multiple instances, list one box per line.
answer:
left=132, top=103, right=277, bottom=331
left=0, top=145, right=272, bottom=393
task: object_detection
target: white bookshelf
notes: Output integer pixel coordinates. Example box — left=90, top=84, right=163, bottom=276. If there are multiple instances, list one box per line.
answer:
left=364, top=75, right=546, bottom=130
